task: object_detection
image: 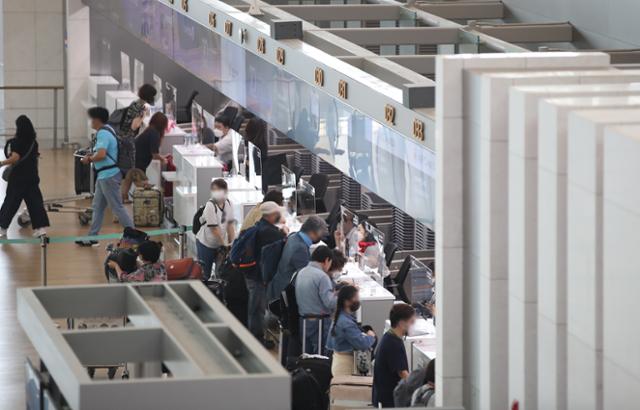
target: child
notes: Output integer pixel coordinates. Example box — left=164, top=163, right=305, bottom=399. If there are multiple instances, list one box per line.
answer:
left=108, top=240, right=167, bottom=282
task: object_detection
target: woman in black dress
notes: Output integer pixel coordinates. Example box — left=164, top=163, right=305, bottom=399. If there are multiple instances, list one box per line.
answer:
left=0, top=115, right=50, bottom=238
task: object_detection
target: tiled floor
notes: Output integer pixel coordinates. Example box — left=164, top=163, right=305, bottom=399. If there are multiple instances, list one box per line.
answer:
left=0, top=148, right=178, bottom=409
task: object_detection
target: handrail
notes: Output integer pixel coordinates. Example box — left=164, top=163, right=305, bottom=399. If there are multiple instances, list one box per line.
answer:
left=0, top=85, right=67, bottom=149
left=0, top=85, right=64, bottom=90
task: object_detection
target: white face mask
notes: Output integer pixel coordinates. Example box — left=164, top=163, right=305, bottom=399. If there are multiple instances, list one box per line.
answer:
left=213, top=128, right=224, bottom=138
left=211, top=190, right=226, bottom=201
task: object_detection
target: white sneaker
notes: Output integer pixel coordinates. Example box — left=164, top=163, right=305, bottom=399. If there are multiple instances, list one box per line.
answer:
left=0, top=228, right=7, bottom=238
left=32, top=228, right=47, bottom=237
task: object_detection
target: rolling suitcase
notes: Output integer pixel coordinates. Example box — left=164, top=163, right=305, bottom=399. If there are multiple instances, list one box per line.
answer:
left=132, top=187, right=163, bottom=227
left=74, top=154, right=91, bottom=194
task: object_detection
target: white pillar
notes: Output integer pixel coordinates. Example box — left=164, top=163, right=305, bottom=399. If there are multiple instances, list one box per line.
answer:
left=66, top=0, right=90, bottom=145
left=602, top=124, right=640, bottom=408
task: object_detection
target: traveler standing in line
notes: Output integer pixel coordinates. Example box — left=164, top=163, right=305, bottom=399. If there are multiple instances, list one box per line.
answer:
left=195, top=179, right=236, bottom=278
left=244, top=201, right=287, bottom=344
left=0, top=115, right=50, bottom=238
left=372, top=303, right=416, bottom=408
left=76, top=107, right=134, bottom=247
left=119, top=112, right=169, bottom=201
left=118, top=83, right=158, bottom=196
left=326, top=285, right=376, bottom=376
left=240, top=190, right=284, bottom=233
left=268, top=215, right=328, bottom=301
left=295, top=247, right=346, bottom=355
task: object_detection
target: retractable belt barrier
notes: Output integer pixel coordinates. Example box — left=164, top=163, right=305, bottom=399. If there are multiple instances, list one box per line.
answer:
left=0, top=226, right=191, bottom=286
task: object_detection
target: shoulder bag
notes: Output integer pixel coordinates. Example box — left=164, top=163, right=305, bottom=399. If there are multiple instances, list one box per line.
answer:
left=2, top=141, right=35, bottom=182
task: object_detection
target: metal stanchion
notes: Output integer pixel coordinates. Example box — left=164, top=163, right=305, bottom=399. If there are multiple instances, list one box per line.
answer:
left=178, top=225, right=187, bottom=259
left=40, top=235, right=50, bottom=286
left=53, top=88, right=58, bottom=150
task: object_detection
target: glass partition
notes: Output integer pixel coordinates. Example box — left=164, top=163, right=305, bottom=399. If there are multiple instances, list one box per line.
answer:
left=120, top=51, right=131, bottom=90
left=357, top=222, right=388, bottom=277
left=297, top=180, right=316, bottom=216
left=201, top=109, right=216, bottom=145
left=152, top=74, right=164, bottom=112
left=282, top=165, right=297, bottom=219
left=339, top=206, right=359, bottom=260
left=134, top=58, right=145, bottom=91
left=164, top=82, right=177, bottom=123
left=401, top=256, right=434, bottom=305
left=247, top=142, right=263, bottom=191
left=231, top=130, right=243, bottom=176
left=191, top=100, right=204, bottom=138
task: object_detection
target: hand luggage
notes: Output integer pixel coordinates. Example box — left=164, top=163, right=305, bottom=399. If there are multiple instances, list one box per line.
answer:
left=301, top=315, right=330, bottom=355
left=74, top=152, right=91, bottom=194
left=291, top=354, right=332, bottom=410
left=165, top=257, right=203, bottom=281
left=119, top=227, right=149, bottom=249
left=291, top=367, right=325, bottom=410
left=329, top=375, right=373, bottom=410
left=104, top=247, right=138, bottom=282
left=163, top=155, right=176, bottom=198
left=216, top=257, right=248, bottom=325
left=132, top=187, right=163, bottom=227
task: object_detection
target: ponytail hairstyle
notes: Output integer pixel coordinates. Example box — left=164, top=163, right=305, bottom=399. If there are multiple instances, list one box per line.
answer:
left=331, top=285, right=359, bottom=336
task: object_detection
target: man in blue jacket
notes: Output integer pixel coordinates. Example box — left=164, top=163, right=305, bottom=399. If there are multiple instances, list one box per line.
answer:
left=267, top=215, right=328, bottom=301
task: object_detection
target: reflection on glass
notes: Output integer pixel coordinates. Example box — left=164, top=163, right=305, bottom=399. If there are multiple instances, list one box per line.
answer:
left=191, top=100, right=204, bottom=137
left=297, top=180, right=316, bottom=216
left=231, top=130, right=243, bottom=177
left=152, top=74, right=163, bottom=112
left=357, top=219, right=388, bottom=278
left=340, top=206, right=359, bottom=260
left=120, top=51, right=131, bottom=90
left=402, top=256, right=434, bottom=305
left=282, top=165, right=297, bottom=219
left=247, top=142, right=262, bottom=191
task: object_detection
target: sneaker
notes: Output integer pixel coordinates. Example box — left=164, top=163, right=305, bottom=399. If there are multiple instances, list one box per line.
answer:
left=0, top=228, right=7, bottom=238
left=32, top=228, right=47, bottom=237
left=75, top=240, right=99, bottom=247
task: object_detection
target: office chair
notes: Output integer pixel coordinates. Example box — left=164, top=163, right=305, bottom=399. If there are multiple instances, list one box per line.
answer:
left=383, top=242, right=398, bottom=268
left=309, top=173, right=329, bottom=213
left=386, top=255, right=412, bottom=303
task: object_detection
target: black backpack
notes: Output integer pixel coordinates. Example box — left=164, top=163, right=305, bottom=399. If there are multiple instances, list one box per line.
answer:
left=291, top=367, right=325, bottom=410
left=95, top=125, right=134, bottom=174
left=105, top=107, right=135, bottom=170
left=192, top=202, right=209, bottom=235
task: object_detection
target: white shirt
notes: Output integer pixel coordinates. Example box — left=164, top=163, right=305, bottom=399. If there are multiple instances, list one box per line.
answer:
left=215, top=129, right=237, bottom=163
left=196, top=199, right=235, bottom=249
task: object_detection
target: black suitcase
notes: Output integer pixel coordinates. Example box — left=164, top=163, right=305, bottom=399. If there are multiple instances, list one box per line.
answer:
left=291, top=367, right=325, bottom=410
left=218, top=258, right=249, bottom=325
left=291, top=354, right=332, bottom=410
left=74, top=155, right=91, bottom=194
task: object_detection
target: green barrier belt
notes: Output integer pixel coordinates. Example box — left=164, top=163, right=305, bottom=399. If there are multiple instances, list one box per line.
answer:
left=0, top=226, right=191, bottom=246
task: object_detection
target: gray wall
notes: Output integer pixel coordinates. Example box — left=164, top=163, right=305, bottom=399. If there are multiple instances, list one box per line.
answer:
left=503, top=0, right=640, bottom=49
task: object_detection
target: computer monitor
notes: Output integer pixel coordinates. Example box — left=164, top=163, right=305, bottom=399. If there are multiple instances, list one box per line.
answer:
left=401, top=256, right=434, bottom=305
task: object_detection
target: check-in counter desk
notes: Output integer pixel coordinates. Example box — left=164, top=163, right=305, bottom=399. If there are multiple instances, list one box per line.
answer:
left=88, top=75, right=119, bottom=107
left=339, top=262, right=395, bottom=338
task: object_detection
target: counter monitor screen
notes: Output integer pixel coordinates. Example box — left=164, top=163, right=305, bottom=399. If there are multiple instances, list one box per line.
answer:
left=403, top=257, right=434, bottom=305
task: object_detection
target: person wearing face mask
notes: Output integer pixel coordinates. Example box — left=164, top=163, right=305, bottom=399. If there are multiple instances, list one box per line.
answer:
left=243, top=201, right=288, bottom=344
left=108, top=241, right=167, bottom=282
left=326, top=285, right=376, bottom=376
left=268, top=215, right=328, bottom=302
left=208, top=115, right=239, bottom=168
left=294, top=247, right=346, bottom=355
left=372, top=303, right=417, bottom=408
left=195, top=179, right=236, bottom=278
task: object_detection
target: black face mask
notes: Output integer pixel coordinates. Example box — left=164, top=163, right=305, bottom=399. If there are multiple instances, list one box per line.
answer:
left=350, top=302, right=361, bottom=312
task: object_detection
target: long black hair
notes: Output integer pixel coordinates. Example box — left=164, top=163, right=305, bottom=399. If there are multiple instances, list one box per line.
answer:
left=331, top=285, right=359, bottom=336
left=15, top=115, right=36, bottom=141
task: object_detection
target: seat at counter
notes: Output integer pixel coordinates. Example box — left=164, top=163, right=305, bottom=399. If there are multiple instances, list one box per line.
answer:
left=383, top=242, right=398, bottom=268
left=386, top=255, right=412, bottom=303
left=309, top=173, right=329, bottom=213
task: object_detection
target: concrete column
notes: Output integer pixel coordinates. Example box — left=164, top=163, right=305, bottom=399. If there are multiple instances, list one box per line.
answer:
left=66, top=0, right=90, bottom=145
left=566, top=109, right=640, bottom=410
left=601, top=124, right=640, bottom=408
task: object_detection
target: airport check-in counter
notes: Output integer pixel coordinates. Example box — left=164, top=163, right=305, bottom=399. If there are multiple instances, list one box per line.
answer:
left=17, top=283, right=290, bottom=410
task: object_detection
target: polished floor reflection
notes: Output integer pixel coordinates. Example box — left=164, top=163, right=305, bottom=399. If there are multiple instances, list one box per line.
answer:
left=0, top=149, right=177, bottom=408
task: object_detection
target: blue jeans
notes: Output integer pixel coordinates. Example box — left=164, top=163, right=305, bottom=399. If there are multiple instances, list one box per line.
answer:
left=196, top=239, right=221, bottom=279
left=245, top=276, right=267, bottom=341
left=300, top=316, right=331, bottom=356
left=89, top=173, right=134, bottom=236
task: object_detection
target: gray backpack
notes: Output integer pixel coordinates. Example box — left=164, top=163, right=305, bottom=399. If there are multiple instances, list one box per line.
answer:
left=393, top=366, right=428, bottom=407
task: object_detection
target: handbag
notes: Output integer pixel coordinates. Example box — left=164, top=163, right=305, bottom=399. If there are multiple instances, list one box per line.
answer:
left=2, top=141, right=35, bottom=182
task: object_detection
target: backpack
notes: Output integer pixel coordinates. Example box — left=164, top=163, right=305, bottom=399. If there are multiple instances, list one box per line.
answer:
left=96, top=125, right=133, bottom=174
left=393, top=366, right=428, bottom=407
left=106, top=106, right=136, bottom=170
left=259, top=235, right=288, bottom=284
left=410, top=385, right=435, bottom=407
left=229, top=224, right=259, bottom=269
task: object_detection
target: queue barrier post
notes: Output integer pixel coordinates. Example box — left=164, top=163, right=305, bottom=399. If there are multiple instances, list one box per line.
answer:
left=40, top=235, right=50, bottom=286
left=178, top=225, right=187, bottom=259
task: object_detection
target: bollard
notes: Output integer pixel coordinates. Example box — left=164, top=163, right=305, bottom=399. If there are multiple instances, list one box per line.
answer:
left=40, top=235, right=50, bottom=286
left=178, top=225, right=187, bottom=259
